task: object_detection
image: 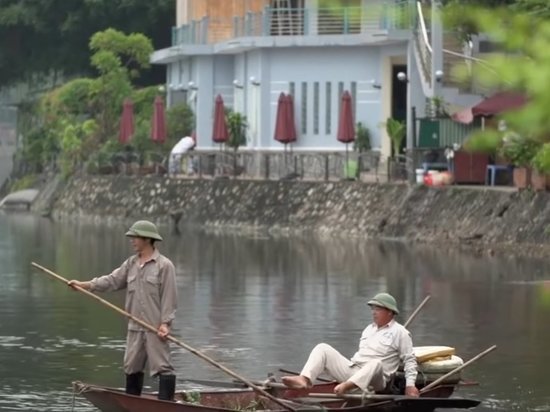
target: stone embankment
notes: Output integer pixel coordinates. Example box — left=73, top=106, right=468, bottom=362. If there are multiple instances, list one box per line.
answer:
left=50, top=175, right=550, bottom=257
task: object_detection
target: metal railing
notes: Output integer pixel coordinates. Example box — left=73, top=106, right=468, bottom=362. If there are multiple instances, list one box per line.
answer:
left=172, top=2, right=415, bottom=46
left=414, top=1, right=498, bottom=95
left=414, top=2, right=433, bottom=88
left=172, top=17, right=209, bottom=45
left=84, top=151, right=382, bottom=182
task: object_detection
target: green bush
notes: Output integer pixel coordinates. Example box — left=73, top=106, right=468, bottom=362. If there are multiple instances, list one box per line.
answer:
left=10, top=174, right=39, bottom=192
left=354, top=122, right=371, bottom=152
left=499, top=132, right=540, bottom=167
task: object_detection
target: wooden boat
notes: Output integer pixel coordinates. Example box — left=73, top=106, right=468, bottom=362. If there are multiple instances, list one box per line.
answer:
left=72, top=346, right=485, bottom=411
left=72, top=379, right=480, bottom=412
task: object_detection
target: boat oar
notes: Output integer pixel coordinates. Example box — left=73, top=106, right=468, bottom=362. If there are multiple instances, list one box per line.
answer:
left=420, top=345, right=497, bottom=394
left=31, top=262, right=297, bottom=412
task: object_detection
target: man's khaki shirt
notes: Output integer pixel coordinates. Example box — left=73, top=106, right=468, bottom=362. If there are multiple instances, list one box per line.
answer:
left=89, top=249, right=177, bottom=331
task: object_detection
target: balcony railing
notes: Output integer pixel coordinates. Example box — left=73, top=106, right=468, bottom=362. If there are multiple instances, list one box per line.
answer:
left=172, top=2, right=415, bottom=46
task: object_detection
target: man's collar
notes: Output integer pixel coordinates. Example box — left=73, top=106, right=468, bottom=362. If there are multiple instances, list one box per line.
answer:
left=138, top=248, right=159, bottom=263
left=373, top=319, right=396, bottom=330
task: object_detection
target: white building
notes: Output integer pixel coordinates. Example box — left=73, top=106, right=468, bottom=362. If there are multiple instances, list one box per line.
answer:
left=152, top=0, right=482, bottom=163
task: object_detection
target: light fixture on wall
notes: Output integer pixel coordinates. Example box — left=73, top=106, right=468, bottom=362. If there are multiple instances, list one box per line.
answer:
left=188, top=81, right=198, bottom=90
left=397, top=72, right=408, bottom=83
left=435, top=70, right=444, bottom=82
left=370, top=79, right=382, bottom=89
left=233, top=79, right=244, bottom=89
left=249, top=76, right=260, bottom=86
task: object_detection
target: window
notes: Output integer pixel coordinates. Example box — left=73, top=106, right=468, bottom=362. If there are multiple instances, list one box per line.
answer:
left=338, top=81, right=344, bottom=117
left=289, top=81, right=295, bottom=97
left=313, top=82, right=320, bottom=135
left=301, top=82, right=308, bottom=134
left=325, top=82, right=332, bottom=134
left=351, top=81, right=357, bottom=119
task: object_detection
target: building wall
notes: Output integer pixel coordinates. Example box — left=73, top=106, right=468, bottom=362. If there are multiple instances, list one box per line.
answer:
left=260, top=45, right=407, bottom=152
left=177, top=0, right=270, bottom=42
left=168, top=43, right=409, bottom=157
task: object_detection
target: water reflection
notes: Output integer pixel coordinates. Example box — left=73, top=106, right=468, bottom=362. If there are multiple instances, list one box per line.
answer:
left=0, top=212, right=549, bottom=411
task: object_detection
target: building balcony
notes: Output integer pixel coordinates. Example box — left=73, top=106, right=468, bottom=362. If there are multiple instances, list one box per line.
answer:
left=171, top=2, right=415, bottom=47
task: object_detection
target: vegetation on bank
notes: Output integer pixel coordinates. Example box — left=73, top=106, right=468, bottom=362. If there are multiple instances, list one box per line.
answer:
left=15, top=28, right=194, bottom=180
left=444, top=5, right=550, bottom=174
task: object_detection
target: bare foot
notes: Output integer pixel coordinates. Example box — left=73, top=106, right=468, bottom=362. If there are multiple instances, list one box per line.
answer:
left=281, top=375, right=311, bottom=389
left=334, top=381, right=358, bottom=395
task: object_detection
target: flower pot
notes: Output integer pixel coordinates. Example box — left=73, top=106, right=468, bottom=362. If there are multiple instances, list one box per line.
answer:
left=531, top=170, right=547, bottom=191
left=513, top=167, right=530, bottom=189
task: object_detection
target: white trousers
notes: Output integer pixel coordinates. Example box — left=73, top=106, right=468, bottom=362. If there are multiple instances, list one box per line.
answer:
left=300, top=343, right=386, bottom=392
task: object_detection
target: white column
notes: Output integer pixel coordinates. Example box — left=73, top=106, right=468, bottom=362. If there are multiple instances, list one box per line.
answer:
left=305, top=0, right=318, bottom=35
left=177, top=0, right=190, bottom=26
left=195, top=56, right=215, bottom=148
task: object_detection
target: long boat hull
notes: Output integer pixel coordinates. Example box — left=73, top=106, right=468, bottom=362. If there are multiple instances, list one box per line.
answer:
left=73, top=381, right=480, bottom=412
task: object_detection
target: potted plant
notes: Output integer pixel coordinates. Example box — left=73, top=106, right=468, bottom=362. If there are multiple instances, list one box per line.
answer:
left=226, top=111, right=248, bottom=177
left=385, top=118, right=406, bottom=180
left=531, top=143, right=550, bottom=191
left=499, top=132, right=539, bottom=189
left=354, top=122, right=371, bottom=153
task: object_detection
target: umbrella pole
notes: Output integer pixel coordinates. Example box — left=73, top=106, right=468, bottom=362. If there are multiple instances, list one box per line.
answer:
left=344, top=143, right=349, bottom=179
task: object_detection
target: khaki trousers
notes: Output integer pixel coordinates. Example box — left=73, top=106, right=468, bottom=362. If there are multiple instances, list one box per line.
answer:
left=123, top=331, right=174, bottom=376
left=300, top=343, right=386, bottom=392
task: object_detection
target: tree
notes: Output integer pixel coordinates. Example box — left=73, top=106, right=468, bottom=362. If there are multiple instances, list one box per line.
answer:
left=444, top=0, right=550, bottom=37
left=459, top=7, right=550, bottom=171
left=18, top=28, right=155, bottom=175
left=0, top=0, right=173, bottom=88
left=88, top=28, right=153, bottom=142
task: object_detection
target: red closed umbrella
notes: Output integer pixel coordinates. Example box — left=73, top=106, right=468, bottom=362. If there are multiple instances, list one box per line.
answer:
left=151, top=96, right=167, bottom=144
left=212, top=95, right=229, bottom=149
left=337, top=91, right=356, bottom=174
left=274, top=92, right=289, bottom=144
left=119, top=98, right=135, bottom=144
left=274, top=93, right=297, bottom=164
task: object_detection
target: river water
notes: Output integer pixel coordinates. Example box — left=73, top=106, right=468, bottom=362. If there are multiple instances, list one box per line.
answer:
left=0, top=212, right=549, bottom=411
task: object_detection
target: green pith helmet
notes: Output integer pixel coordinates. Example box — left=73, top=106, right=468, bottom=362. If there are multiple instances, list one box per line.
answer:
left=125, top=220, right=163, bottom=241
left=367, top=292, right=399, bottom=314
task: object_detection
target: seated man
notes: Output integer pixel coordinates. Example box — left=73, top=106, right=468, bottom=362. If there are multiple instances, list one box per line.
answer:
left=282, top=293, right=419, bottom=397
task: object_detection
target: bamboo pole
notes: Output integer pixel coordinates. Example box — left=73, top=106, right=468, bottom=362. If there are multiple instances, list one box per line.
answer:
left=420, top=345, right=497, bottom=394
left=403, top=295, right=431, bottom=328
left=31, top=262, right=297, bottom=412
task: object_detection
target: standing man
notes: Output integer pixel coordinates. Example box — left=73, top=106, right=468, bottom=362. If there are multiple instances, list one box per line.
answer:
left=69, top=220, right=178, bottom=401
left=282, top=293, right=419, bottom=397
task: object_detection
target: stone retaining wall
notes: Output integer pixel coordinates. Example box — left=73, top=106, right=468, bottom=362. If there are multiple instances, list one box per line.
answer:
left=51, top=175, right=550, bottom=257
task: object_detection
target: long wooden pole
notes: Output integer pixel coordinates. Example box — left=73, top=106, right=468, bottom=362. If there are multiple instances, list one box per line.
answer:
left=31, top=262, right=297, bottom=412
left=403, top=295, right=431, bottom=328
left=419, top=345, right=497, bottom=394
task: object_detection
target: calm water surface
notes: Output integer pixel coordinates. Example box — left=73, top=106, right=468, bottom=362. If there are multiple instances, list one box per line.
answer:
left=0, top=212, right=549, bottom=411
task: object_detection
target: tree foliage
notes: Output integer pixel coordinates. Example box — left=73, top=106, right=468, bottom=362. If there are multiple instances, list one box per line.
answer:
left=459, top=7, right=550, bottom=172
left=444, top=0, right=550, bottom=36
left=0, top=0, right=173, bottom=88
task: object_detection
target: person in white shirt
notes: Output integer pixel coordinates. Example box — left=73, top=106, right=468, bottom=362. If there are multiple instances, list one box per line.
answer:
left=282, top=293, right=419, bottom=397
left=168, top=136, right=196, bottom=176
